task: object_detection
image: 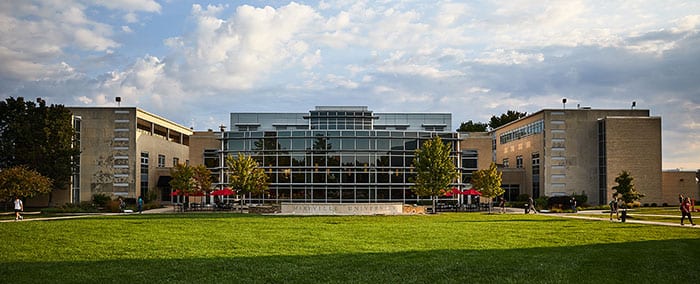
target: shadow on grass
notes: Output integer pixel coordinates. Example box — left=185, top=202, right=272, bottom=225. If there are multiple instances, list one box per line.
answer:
left=4, top=239, right=698, bottom=283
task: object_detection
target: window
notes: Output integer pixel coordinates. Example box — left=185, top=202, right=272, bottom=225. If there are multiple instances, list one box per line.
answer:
left=516, top=156, right=523, bottom=168
left=173, top=157, right=179, bottom=166
left=499, top=119, right=543, bottom=144
left=532, top=153, right=540, bottom=198
left=158, top=154, right=165, bottom=168
left=502, top=158, right=509, bottom=168
left=141, top=152, right=149, bottom=197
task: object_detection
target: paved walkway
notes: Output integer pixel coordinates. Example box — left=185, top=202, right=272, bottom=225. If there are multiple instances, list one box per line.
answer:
left=3, top=206, right=699, bottom=229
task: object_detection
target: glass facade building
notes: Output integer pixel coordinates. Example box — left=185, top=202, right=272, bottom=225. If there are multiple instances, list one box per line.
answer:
left=222, top=106, right=461, bottom=204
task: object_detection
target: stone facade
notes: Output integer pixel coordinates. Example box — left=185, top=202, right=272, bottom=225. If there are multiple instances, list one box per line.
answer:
left=65, top=107, right=191, bottom=204
left=493, top=108, right=661, bottom=205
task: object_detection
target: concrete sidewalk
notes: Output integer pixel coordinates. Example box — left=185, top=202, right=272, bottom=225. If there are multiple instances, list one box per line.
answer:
left=0, top=206, right=176, bottom=223
left=554, top=210, right=700, bottom=228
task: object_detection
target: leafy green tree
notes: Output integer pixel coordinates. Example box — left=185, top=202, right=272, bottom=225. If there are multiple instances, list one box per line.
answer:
left=226, top=153, right=269, bottom=210
left=170, top=163, right=196, bottom=196
left=0, top=97, right=79, bottom=205
left=457, top=120, right=489, bottom=132
left=411, top=136, right=459, bottom=213
left=489, top=110, right=527, bottom=129
left=0, top=166, right=53, bottom=202
left=471, top=162, right=504, bottom=213
left=192, top=164, right=213, bottom=193
left=613, top=170, right=644, bottom=208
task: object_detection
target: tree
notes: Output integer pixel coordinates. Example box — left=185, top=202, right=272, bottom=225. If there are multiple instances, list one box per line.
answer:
left=612, top=170, right=644, bottom=208
left=226, top=153, right=269, bottom=210
left=169, top=163, right=196, bottom=196
left=488, top=110, right=527, bottom=129
left=192, top=164, right=214, bottom=193
left=411, top=136, right=459, bottom=213
left=0, top=97, right=79, bottom=205
left=0, top=166, right=53, bottom=202
left=470, top=162, right=504, bottom=213
left=457, top=120, right=489, bottom=132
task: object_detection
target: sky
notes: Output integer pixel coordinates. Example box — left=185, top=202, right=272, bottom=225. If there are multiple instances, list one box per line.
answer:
left=1, top=0, right=698, bottom=170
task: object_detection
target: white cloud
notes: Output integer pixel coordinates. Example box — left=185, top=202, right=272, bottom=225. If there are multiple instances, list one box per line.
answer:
left=92, top=0, right=161, bottom=12
left=166, top=2, right=322, bottom=91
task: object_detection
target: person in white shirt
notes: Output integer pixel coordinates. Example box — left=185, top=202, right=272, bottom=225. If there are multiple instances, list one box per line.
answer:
left=14, top=197, right=23, bottom=221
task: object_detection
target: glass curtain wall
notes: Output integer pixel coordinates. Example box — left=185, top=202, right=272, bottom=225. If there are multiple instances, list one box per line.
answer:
left=225, top=130, right=460, bottom=204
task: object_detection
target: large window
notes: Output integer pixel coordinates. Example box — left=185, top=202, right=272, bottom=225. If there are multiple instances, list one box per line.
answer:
left=532, top=153, right=540, bottom=198
left=141, top=152, right=149, bottom=198
left=499, top=119, right=543, bottom=145
left=223, top=130, right=461, bottom=204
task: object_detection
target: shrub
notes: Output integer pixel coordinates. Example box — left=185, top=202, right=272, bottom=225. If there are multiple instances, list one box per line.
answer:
left=651, top=203, right=657, bottom=207
left=662, top=203, right=669, bottom=207
left=535, top=196, right=549, bottom=210
left=92, top=193, right=111, bottom=208
left=643, top=203, right=649, bottom=207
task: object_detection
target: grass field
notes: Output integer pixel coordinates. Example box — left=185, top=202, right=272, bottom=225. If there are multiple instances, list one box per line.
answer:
left=1, top=213, right=699, bottom=283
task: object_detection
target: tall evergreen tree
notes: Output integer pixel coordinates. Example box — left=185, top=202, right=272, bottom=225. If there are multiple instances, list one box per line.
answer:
left=613, top=170, right=644, bottom=207
left=411, top=136, right=459, bottom=213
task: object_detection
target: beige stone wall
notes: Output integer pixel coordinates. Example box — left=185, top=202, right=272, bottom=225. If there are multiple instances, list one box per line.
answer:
left=491, top=109, right=659, bottom=205
left=661, top=171, right=699, bottom=205
left=493, top=112, right=545, bottom=197
left=604, top=117, right=662, bottom=205
left=189, top=130, right=221, bottom=166
left=459, top=132, right=493, bottom=171
left=39, top=107, right=194, bottom=206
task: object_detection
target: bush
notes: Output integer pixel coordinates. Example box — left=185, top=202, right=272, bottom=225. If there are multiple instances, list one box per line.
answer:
left=651, top=203, right=657, bottom=207
left=92, top=193, right=111, bottom=208
left=643, top=203, right=649, bottom=207
left=535, top=196, right=549, bottom=210
left=662, top=203, right=669, bottom=207
left=41, top=202, right=100, bottom=214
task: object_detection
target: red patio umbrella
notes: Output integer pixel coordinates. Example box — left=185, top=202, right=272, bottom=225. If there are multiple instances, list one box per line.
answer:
left=443, top=187, right=461, bottom=197
left=211, top=188, right=235, bottom=196
left=461, top=188, right=482, bottom=196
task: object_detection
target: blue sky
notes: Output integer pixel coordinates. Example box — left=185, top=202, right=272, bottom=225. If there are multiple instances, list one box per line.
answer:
left=1, top=1, right=699, bottom=170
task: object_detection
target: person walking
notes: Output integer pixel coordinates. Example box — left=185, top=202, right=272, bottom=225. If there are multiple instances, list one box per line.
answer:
left=14, top=197, right=23, bottom=221
left=609, top=195, right=619, bottom=220
left=499, top=196, right=506, bottom=214
left=137, top=196, right=144, bottom=214
left=570, top=197, right=577, bottom=213
left=680, top=197, right=696, bottom=226
left=527, top=196, right=537, bottom=214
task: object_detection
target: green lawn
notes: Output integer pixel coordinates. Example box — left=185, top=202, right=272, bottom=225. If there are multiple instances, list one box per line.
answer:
left=1, top=213, right=698, bottom=283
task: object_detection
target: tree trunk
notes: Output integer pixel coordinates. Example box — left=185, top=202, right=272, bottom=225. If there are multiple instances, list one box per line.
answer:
left=432, top=196, right=437, bottom=214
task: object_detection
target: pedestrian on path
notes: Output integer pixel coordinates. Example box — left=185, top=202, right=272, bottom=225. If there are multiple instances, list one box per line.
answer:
left=609, top=194, right=619, bottom=220
left=137, top=196, right=144, bottom=214
left=14, top=197, right=23, bottom=221
left=499, top=196, right=506, bottom=214
left=527, top=196, right=537, bottom=214
left=680, top=197, right=696, bottom=226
